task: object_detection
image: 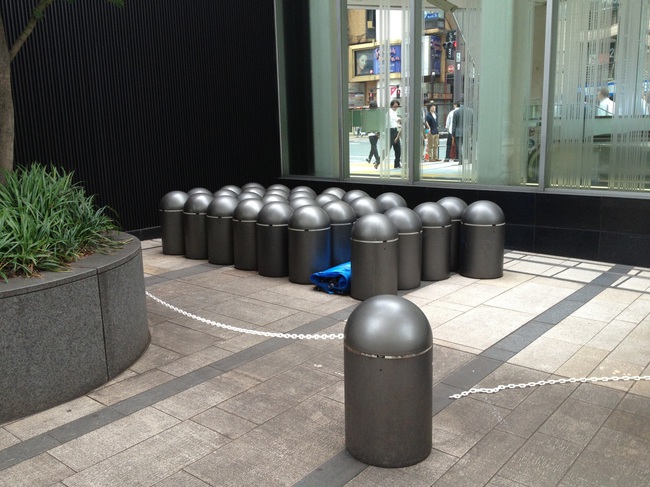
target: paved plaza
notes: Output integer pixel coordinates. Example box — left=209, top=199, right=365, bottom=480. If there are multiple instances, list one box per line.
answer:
left=1, top=238, right=650, bottom=486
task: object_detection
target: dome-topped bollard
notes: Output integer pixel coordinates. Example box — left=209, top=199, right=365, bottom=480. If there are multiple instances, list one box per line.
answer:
left=350, top=213, right=399, bottom=301
left=345, top=295, right=433, bottom=468
left=288, top=206, right=331, bottom=284
left=206, top=195, right=239, bottom=265
left=183, top=193, right=213, bottom=259
left=438, top=197, right=468, bottom=272
left=232, top=199, right=265, bottom=270
left=257, top=202, right=294, bottom=277
left=159, top=191, right=188, bottom=255
left=459, top=201, right=505, bottom=279
left=414, top=202, right=452, bottom=281
left=385, top=207, right=423, bottom=290
left=322, top=200, right=356, bottom=266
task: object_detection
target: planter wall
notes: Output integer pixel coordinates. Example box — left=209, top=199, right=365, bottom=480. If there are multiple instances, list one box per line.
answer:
left=0, top=235, right=150, bottom=423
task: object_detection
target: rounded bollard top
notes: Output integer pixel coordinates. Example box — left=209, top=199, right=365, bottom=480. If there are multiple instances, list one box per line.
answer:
left=233, top=198, right=265, bottom=221
left=213, top=189, right=239, bottom=198
left=159, top=191, right=189, bottom=211
left=183, top=193, right=213, bottom=214
left=241, top=187, right=265, bottom=198
left=322, top=200, right=356, bottom=224
left=187, top=187, right=212, bottom=196
left=321, top=187, right=346, bottom=199
left=265, top=188, right=290, bottom=198
left=262, top=194, right=287, bottom=204
left=437, top=196, right=468, bottom=220
left=289, top=205, right=330, bottom=230
left=241, top=182, right=265, bottom=191
left=351, top=213, right=398, bottom=241
left=462, top=200, right=505, bottom=225
left=237, top=191, right=262, bottom=201
left=385, top=207, right=422, bottom=233
left=315, top=193, right=339, bottom=207
left=345, top=295, right=432, bottom=356
left=257, top=201, right=294, bottom=225
left=267, top=183, right=290, bottom=193
left=350, top=196, right=383, bottom=218
left=288, top=191, right=315, bottom=201
left=219, top=184, right=241, bottom=195
left=413, top=202, right=452, bottom=227
left=289, top=197, right=315, bottom=210
left=291, top=185, right=317, bottom=197
left=376, top=192, right=407, bottom=211
left=207, top=195, right=239, bottom=217
left=342, top=189, right=369, bottom=204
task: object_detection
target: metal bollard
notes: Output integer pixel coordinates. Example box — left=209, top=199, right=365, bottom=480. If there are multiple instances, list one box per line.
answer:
left=206, top=195, right=239, bottom=265
left=385, top=207, right=423, bottom=290
left=183, top=193, right=213, bottom=259
left=322, top=200, right=356, bottom=266
left=288, top=205, right=331, bottom=284
left=414, top=202, right=451, bottom=281
left=345, top=294, right=433, bottom=468
left=437, top=197, right=467, bottom=272
left=459, top=201, right=505, bottom=279
left=232, top=199, right=265, bottom=270
left=256, top=202, right=294, bottom=277
left=159, top=191, right=188, bottom=255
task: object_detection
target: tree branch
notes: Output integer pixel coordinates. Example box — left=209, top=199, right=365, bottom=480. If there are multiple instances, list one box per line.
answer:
left=9, top=0, right=57, bottom=61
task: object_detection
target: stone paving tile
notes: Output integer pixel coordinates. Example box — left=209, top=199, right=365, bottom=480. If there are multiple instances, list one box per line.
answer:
left=0, top=430, right=18, bottom=451
left=586, top=319, right=638, bottom=351
left=543, top=316, right=609, bottom=345
left=418, top=302, right=465, bottom=328
left=0, top=452, right=75, bottom=487
left=432, top=345, right=475, bottom=384
left=218, top=365, right=340, bottom=425
left=63, top=421, right=228, bottom=487
left=484, top=278, right=582, bottom=315
left=185, top=439, right=309, bottom=487
left=592, top=357, right=646, bottom=391
left=158, top=346, right=233, bottom=377
left=555, top=346, right=609, bottom=378
left=470, top=363, right=549, bottom=410
left=192, top=406, right=257, bottom=440
left=434, top=429, right=526, bottom=487
left=152, top=371, right=260, bottom=420
left=433, top=305, right=535, bottom=351
left=495, top=382, right=578, bottom=439
left=235, top=342, right=326, bottom=382
left=238, top=395, right=344, bottom=469
left=87, top=369, right=177, bottom=407
left=559, top=427, right=650, bottom=486
left=498, top=432, right=583, bottom=487
left=538, top=397, right=612, bottom=446
left=437, top=282, right=509, bottom=308
left=153, top=470, right=211, bottom=486
left=48, top=407, right=180, bottom=471
left=508, top=337, right=582, bottom=373
left=343, top=466, right=431, bottom=486
left=3, top=396, right=104, bottom=441
left=431, top=397, right=511, bottom=458
left=486, top=476, right=528, bottom=486
left=129, top=344, right=183, bottom=374
left=150, top=321, right=220, bottom=355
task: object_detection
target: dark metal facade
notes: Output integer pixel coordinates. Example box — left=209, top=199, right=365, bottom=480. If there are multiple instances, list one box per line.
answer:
left=2, top=0, right=281, bottom=235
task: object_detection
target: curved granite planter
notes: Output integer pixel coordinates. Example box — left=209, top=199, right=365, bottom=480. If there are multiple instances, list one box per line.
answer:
left=0, top=234, right=150, bottom=423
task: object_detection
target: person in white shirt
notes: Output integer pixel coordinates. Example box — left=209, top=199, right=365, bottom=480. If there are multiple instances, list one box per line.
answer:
left=445, top=103, right=458, bottom=160
left=596, top=87, right=614, bottom=117
left=388, top=99, right=402, bottom=169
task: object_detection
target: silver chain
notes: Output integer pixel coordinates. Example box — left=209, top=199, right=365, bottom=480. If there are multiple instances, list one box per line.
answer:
left=145, top=293, right=649, bottom=393
left=449, top=375, right=650, bottom=399
left=145, top=291, right=344, bottom=340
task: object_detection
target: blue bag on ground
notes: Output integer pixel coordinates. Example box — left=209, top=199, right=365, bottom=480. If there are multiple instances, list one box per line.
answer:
left=310, top=262, right=351, bottom=294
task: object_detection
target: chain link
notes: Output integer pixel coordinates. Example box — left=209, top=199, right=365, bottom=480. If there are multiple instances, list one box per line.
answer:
left=449, top=375, right=650, bottom=399
left=146, top=291, right=344, bottom=340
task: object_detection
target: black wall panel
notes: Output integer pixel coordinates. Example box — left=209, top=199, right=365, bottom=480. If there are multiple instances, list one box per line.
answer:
left=2, top=1, right=281, bottom=232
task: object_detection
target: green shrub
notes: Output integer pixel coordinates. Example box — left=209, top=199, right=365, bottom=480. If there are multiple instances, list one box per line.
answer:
left=0, top=163, right=125, bottom=281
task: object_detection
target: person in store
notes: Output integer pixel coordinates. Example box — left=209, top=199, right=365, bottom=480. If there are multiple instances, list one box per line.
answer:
left=445, top=103, right=459, bottom=160
left=452, top=98, right=472, bottom=163
left=596, top=87, right=615, bottom=117
left=366, top=101, right=381, bottom=166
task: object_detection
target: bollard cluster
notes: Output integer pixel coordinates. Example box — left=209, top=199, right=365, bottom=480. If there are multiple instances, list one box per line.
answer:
left=159, top=184, right=506, bottom=300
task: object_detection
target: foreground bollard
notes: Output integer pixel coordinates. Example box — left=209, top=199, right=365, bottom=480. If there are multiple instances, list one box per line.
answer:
left=159, top=191, right=188, bottom=255
left=385, top=207, right=423, bottom=290
left=437, top=197, right=467, bottom=272
left=350, top=213, right=399, bottom=300
left=459, top=201, right=505, bottom=279
left=345, top=294, right=432, bottom=468
left=288, top=205, right=331, bottom=284
left=183, top=193, right=213, bottom=259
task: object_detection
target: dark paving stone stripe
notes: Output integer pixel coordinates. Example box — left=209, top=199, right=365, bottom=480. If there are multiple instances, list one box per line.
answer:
left=48, top=407, right=126, bottom=444
left=291, top=449, right=367, bottom=487
left=0, top=433, right=61, bottom=471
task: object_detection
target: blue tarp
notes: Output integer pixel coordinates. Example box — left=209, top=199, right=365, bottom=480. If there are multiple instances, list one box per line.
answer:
left=310, top=262, right=351, bottom=295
